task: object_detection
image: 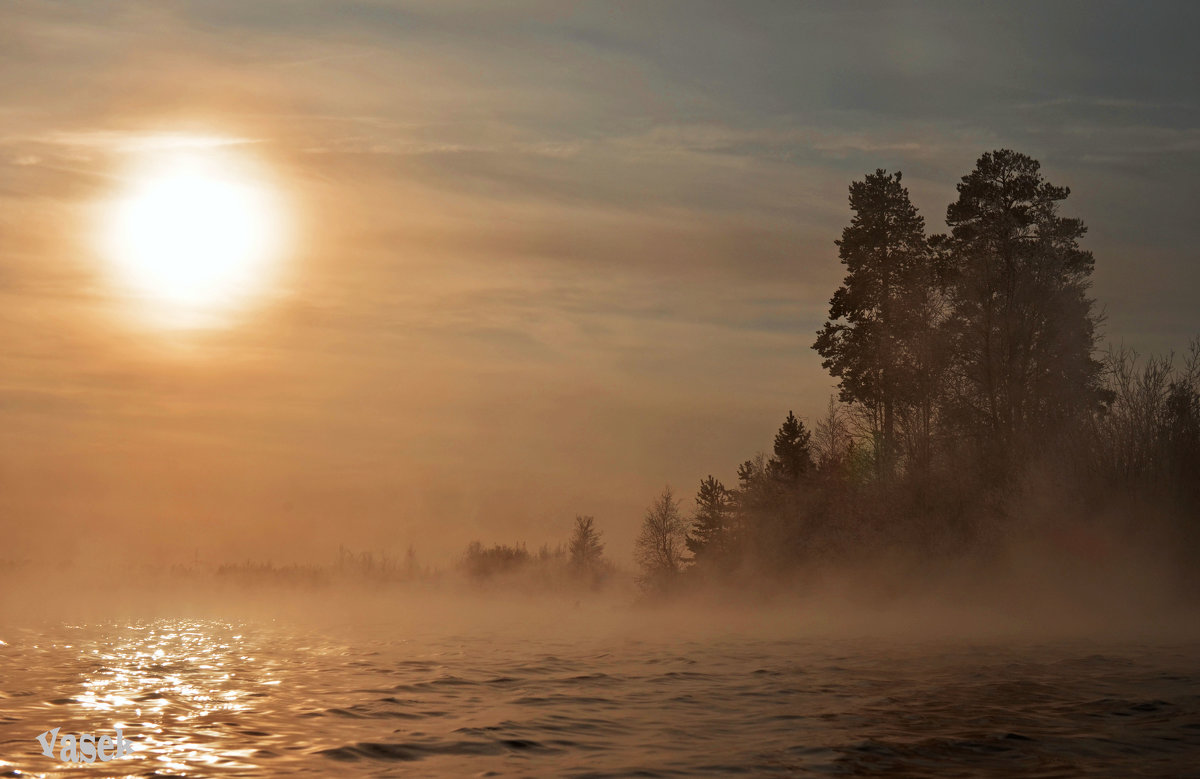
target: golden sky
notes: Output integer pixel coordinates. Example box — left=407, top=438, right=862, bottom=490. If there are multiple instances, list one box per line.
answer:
left=2, top=1, right=1197, bottom=564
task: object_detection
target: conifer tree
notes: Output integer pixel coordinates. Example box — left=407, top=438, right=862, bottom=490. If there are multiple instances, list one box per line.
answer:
left=685, top=475, right=732, bottom=561
left=770, top=411, right=814, bottom=482
left=941, top=150, right=1100, bottom=453
left=568, top=515, right=605, bottom=573
left=814, top=170, right=936, bottom=471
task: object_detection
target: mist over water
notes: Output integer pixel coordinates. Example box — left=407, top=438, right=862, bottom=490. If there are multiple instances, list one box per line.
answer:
left=2, top=568, right=1199, bottom=777
left=4, top=3, right=1200, bottom=776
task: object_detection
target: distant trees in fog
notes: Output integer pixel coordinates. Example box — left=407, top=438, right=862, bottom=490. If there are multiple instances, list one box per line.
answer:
left=462, top=542, right=532, bottom=580
left=335, top=544, right=426, bottom=581
left=460, top=516, right=614, bottom=589
left=633, top=487, right=687, bottom=591
left=1090, top=344, right=1200, bottom=498
left=569, top=515, right=608, bottom=588
left=641, top=149, right=1200, bottom=592
left=568, top=516, right=604, bottom=568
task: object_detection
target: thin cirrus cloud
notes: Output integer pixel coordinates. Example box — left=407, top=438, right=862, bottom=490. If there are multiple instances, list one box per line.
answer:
left=0, top=0, right=1197, bottom=562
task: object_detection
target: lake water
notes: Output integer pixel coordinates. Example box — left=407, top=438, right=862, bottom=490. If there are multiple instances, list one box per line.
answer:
left=1, top=612, right=1198, bottom=777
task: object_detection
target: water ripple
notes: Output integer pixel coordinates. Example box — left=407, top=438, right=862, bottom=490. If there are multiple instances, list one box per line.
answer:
left=0, top=620, right=1197, bottom=776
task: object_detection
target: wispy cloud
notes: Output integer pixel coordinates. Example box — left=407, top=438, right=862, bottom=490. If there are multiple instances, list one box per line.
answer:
left=17, top=131, right=259, bottom=153
left=1, top=0, right=1198, bottom=561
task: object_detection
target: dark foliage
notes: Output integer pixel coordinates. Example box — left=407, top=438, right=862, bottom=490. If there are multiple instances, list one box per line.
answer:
left=940, top=150, right=1102, bottom=461
left=461, top=542, right=531, bottom=580
left=663, top=150, right=1199, bottom=594
left=685, top=475, right=733, bottom=562
left=814, top=170, right=942, bottom=473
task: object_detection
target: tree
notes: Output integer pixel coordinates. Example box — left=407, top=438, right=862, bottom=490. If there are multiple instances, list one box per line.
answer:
left=770, top=411, right=814, bottom=482
left=941, top=150, right=1101, bottom=455
left=634, top=486, right=687, bottom=591
left=568, top=515, right=605, bottom=573
left=736, top=452, right=768, bottom=490
left=814, top=170, right=937, bottom=473
left=685, top=475, right=732, bottom=562
left=813, top=396, right=855, bottom=474
left=730, top=452, right=771, bottom=542
left=719, top=415, right=818, bottom=570
left=461, top=542, right=530, bottom=580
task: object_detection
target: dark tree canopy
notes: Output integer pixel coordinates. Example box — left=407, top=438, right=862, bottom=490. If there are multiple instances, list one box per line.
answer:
left=813, top=170, right=938, bottom=468
left=941, top=149, right=1101, bottom=449
left=657, top=148, right=1200, bottom=596
left=770, top=411, right=814, bottom=482
left=685, top=475, right=732, bottom=560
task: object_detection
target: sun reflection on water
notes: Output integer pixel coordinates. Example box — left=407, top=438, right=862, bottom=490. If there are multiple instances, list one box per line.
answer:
left=23, top=620, right=293, bottom=774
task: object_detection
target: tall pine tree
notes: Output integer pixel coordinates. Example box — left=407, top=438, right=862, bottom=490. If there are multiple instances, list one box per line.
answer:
left=940, top=150, right=1100, bottom=455
left=686, top=475, right=732, bottom=562
left=814, top=170, right=937, bottom=472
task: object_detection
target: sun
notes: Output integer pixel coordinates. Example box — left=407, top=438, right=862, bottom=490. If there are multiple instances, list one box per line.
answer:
left=99, top=141, right=286, bottom=327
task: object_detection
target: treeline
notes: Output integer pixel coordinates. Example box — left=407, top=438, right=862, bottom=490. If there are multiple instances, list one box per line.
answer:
left=634, top=150, right=1200, bottom=593
left=212, top=546, right=429, bottom=586
left=460, top=515, right=614, bottom=590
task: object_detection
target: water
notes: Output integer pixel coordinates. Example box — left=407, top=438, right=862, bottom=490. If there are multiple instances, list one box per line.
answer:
left=1, top=616, right=1198, bottom=777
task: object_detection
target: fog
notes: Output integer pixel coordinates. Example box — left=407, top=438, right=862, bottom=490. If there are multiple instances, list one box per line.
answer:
left=4, top=2, right=1200, bottom=775
left=4, top=2, right=1200, bottom=572
left=3, top=521, right=1196, bottom=645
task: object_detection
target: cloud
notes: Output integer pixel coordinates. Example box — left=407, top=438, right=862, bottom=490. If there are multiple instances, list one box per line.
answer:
left=44, top=132, right=261, bottom=153
left=1, top=0, right=1198, bottom=563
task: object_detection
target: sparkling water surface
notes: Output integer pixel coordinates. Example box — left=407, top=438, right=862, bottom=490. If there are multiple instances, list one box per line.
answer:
left=1, top=617, right=1198, bottom=777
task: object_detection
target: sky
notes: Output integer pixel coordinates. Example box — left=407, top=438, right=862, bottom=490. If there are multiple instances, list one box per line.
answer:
left=1, top=0, right=1198, bottom=565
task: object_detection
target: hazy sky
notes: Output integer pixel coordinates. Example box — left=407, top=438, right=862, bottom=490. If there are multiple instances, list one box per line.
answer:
left=2, top=1, right=1198, bottom=564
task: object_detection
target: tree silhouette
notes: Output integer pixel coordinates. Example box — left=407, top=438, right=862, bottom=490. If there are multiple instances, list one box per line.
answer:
left=568, top=515, right=605, bottom=573
left=770, top=411, right=814, bottom=482
left=813, top=396, right=855, bottom=474
left=669, top=148, right=1200, bottom=588
left=685, top=475, right=732, bottom=562
left=634, top=486, right=687, bottom=591
left=814, top=170, right=938, bottom=473
left=941, top=149, right=1101, bottom=455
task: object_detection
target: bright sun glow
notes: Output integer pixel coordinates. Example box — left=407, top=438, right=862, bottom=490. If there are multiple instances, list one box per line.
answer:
left=100, top=141, right=286, bottom=328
